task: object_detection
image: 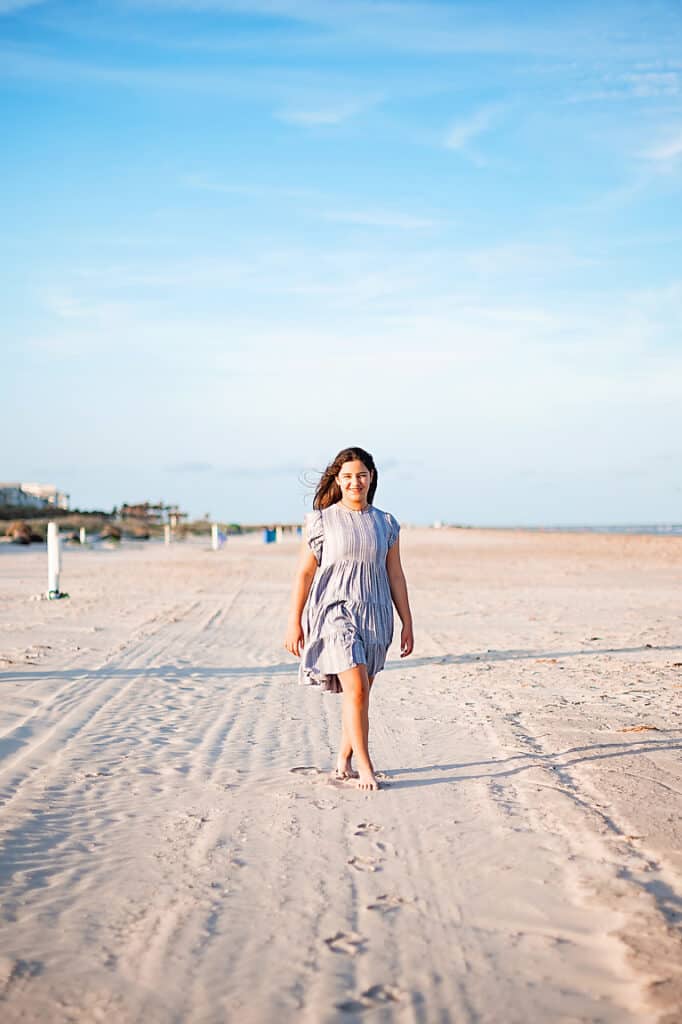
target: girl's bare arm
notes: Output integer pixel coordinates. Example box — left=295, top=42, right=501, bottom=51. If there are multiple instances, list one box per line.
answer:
left=386, top=537, right=414, bottom=657
left=284, top=544, right=319, bottom=656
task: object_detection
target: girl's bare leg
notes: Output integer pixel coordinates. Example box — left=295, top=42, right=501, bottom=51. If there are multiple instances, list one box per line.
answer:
left=362, top=675, right=374, bottom=756
left=338, top=666, right=378, bottom=791
left=336, top=717, right=356, bottom=778
left=336, top=674, right=374, bottom=778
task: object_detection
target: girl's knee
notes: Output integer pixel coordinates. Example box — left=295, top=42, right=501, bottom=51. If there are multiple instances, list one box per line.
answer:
left=345, top=683, right=368, bottom=706
left=340, top=669, right=369, bottom=705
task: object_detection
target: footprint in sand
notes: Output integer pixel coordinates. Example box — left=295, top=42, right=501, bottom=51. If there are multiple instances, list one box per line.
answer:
left=0, top=958, right=43, bottom=996
left=325, top=774, right=353, bottom=790
left=313, top=798, right=337, bottom=810
left=366, top=894, right=408, bottom=914
left=324, top=931, right=367, bottom=955
left=289, top=766, right=325, bottom=777
left=347, top=855, right=383, bottom=873
left=353, top=822, right=383, bottom=837
left=336, top=984, right=406, bottom=1013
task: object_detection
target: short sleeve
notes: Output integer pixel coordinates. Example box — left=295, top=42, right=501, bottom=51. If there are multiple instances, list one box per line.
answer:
left=304, top=510, right=323, bottom=564
left=385, top=512, right=400, bottom=549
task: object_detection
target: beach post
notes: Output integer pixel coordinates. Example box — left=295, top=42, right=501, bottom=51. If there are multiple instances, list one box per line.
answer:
left=47, top=521, right=61, bottom=598
left=164, top=524, right=171, bottom=546
left=275, top=525, right=283, bottom=543
left=79, top=526, right=86, bottom=545
left=211, top=523, right=219, bottom=551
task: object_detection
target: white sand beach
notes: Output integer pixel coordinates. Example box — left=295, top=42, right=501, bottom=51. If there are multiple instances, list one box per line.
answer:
left=0, top=528, right=681, bottom=1023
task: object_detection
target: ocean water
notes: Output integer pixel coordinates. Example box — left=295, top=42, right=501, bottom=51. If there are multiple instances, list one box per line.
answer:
left=510, top=524, right=682, bottom=536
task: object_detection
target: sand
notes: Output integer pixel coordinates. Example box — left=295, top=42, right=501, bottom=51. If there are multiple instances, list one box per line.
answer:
left=0, top=528, right=681, bottom=1024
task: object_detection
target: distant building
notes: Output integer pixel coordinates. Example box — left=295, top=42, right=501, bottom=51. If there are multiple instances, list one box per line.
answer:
left=0, top=485, right=35, bottom=508
left=120, top=502, right=186, bottom=525
left=0, top=483, right=70, bottom=511
left=120, top=502, right=166, bottom=522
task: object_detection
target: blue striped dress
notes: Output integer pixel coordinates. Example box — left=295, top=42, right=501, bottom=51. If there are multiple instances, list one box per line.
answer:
left=299, top=503, right=400, bottom=694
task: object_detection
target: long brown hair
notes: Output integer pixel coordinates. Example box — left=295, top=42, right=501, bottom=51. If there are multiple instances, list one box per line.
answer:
left=313, top=446, right=378, bottom=510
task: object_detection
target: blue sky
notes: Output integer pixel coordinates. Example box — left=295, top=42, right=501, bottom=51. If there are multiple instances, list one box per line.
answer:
left=2, top=0, right=681, bottom=524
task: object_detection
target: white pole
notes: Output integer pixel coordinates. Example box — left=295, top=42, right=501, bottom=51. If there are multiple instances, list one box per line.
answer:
left=275, top=525, right=283, bottom=543
left=47, top=521, right=61, bottom=597
left=79, top=526, right=86, bottom=545
left=211, top=523, right=219, bottom=551
left=164, top=524, right=171, bottom=545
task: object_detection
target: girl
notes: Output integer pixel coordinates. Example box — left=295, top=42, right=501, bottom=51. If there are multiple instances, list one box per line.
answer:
left=284, top=446, right=414, bottom=791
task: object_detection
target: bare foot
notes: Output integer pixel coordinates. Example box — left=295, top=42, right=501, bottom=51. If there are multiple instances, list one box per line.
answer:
left=356, top=766, right=379, bottom=791
left=335, top=757, right=359, bottom=780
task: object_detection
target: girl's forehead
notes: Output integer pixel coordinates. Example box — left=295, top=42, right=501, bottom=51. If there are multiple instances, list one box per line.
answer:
left=338, top=460, right=370, bottom=475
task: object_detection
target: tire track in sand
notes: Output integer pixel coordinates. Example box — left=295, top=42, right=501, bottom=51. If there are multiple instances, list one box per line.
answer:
left=0, top=599, right=211, bottom=814
left=369, top=624, right=667, bottom=1023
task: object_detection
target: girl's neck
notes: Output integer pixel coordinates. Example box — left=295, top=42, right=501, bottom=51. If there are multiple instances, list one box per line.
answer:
left=339, top=499, right=370, bottom=512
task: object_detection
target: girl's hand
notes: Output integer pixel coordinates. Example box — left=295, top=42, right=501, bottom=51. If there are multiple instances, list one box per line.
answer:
left=400, top=623, right=414, bottom=658
left=284, top=622, right=305, bottom=658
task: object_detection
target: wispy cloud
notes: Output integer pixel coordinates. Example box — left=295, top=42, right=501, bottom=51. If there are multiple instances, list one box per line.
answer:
left=181, top=175, right=437, bottom=229
left=465, top=243, right=598, bottom=275
left=624, top=71, right=680, bottom=97
left=122, top=2, right=682, bottom=62
left=0, top=0, right=46, bottom=13
left=322, top=209, right=436, bottom=230
left=642, top=130, right=682, bottom=163
left=275, top=106, right=354, bottom=126
left=566, top=70, right=681, bottom=104
left=0, top=44, right=346, bottom=100
left=0, top=46, right=241, bottom=91
left=181, top=173, right=318, bottom=200
left=444, top=105, right=502, bottom=159
left=274, top=93, right=380, bottom=126
left=40, top=288, right=134, bottom=324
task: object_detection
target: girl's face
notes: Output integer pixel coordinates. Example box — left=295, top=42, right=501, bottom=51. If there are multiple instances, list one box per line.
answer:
left=336, top=460, right=373, bottom=505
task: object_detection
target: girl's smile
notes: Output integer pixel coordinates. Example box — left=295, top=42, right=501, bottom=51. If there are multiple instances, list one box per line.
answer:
left=336, top=459, right=373, bottom=509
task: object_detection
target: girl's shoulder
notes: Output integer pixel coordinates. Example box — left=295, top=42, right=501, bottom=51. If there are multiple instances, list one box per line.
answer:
left=305, top=506, right=334, bottom=529
left=371, top=505, right=399, bottom=523
left=371, top=506, right=400, bottom=543
left=304, top=508, right=325, bottom=535
left=303, top=509, right=324, bottom=563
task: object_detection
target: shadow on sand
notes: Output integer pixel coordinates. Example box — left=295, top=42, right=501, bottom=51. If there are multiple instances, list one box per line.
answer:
left=380, top=734, right=682, bottom=790
left=2, top=642, right=681, bottom=686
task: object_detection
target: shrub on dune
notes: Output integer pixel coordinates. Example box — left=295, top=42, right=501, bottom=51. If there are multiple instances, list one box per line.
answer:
left=6, top=521, right=32, bottom=544
left=100, top=524, right=122, bottom=541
